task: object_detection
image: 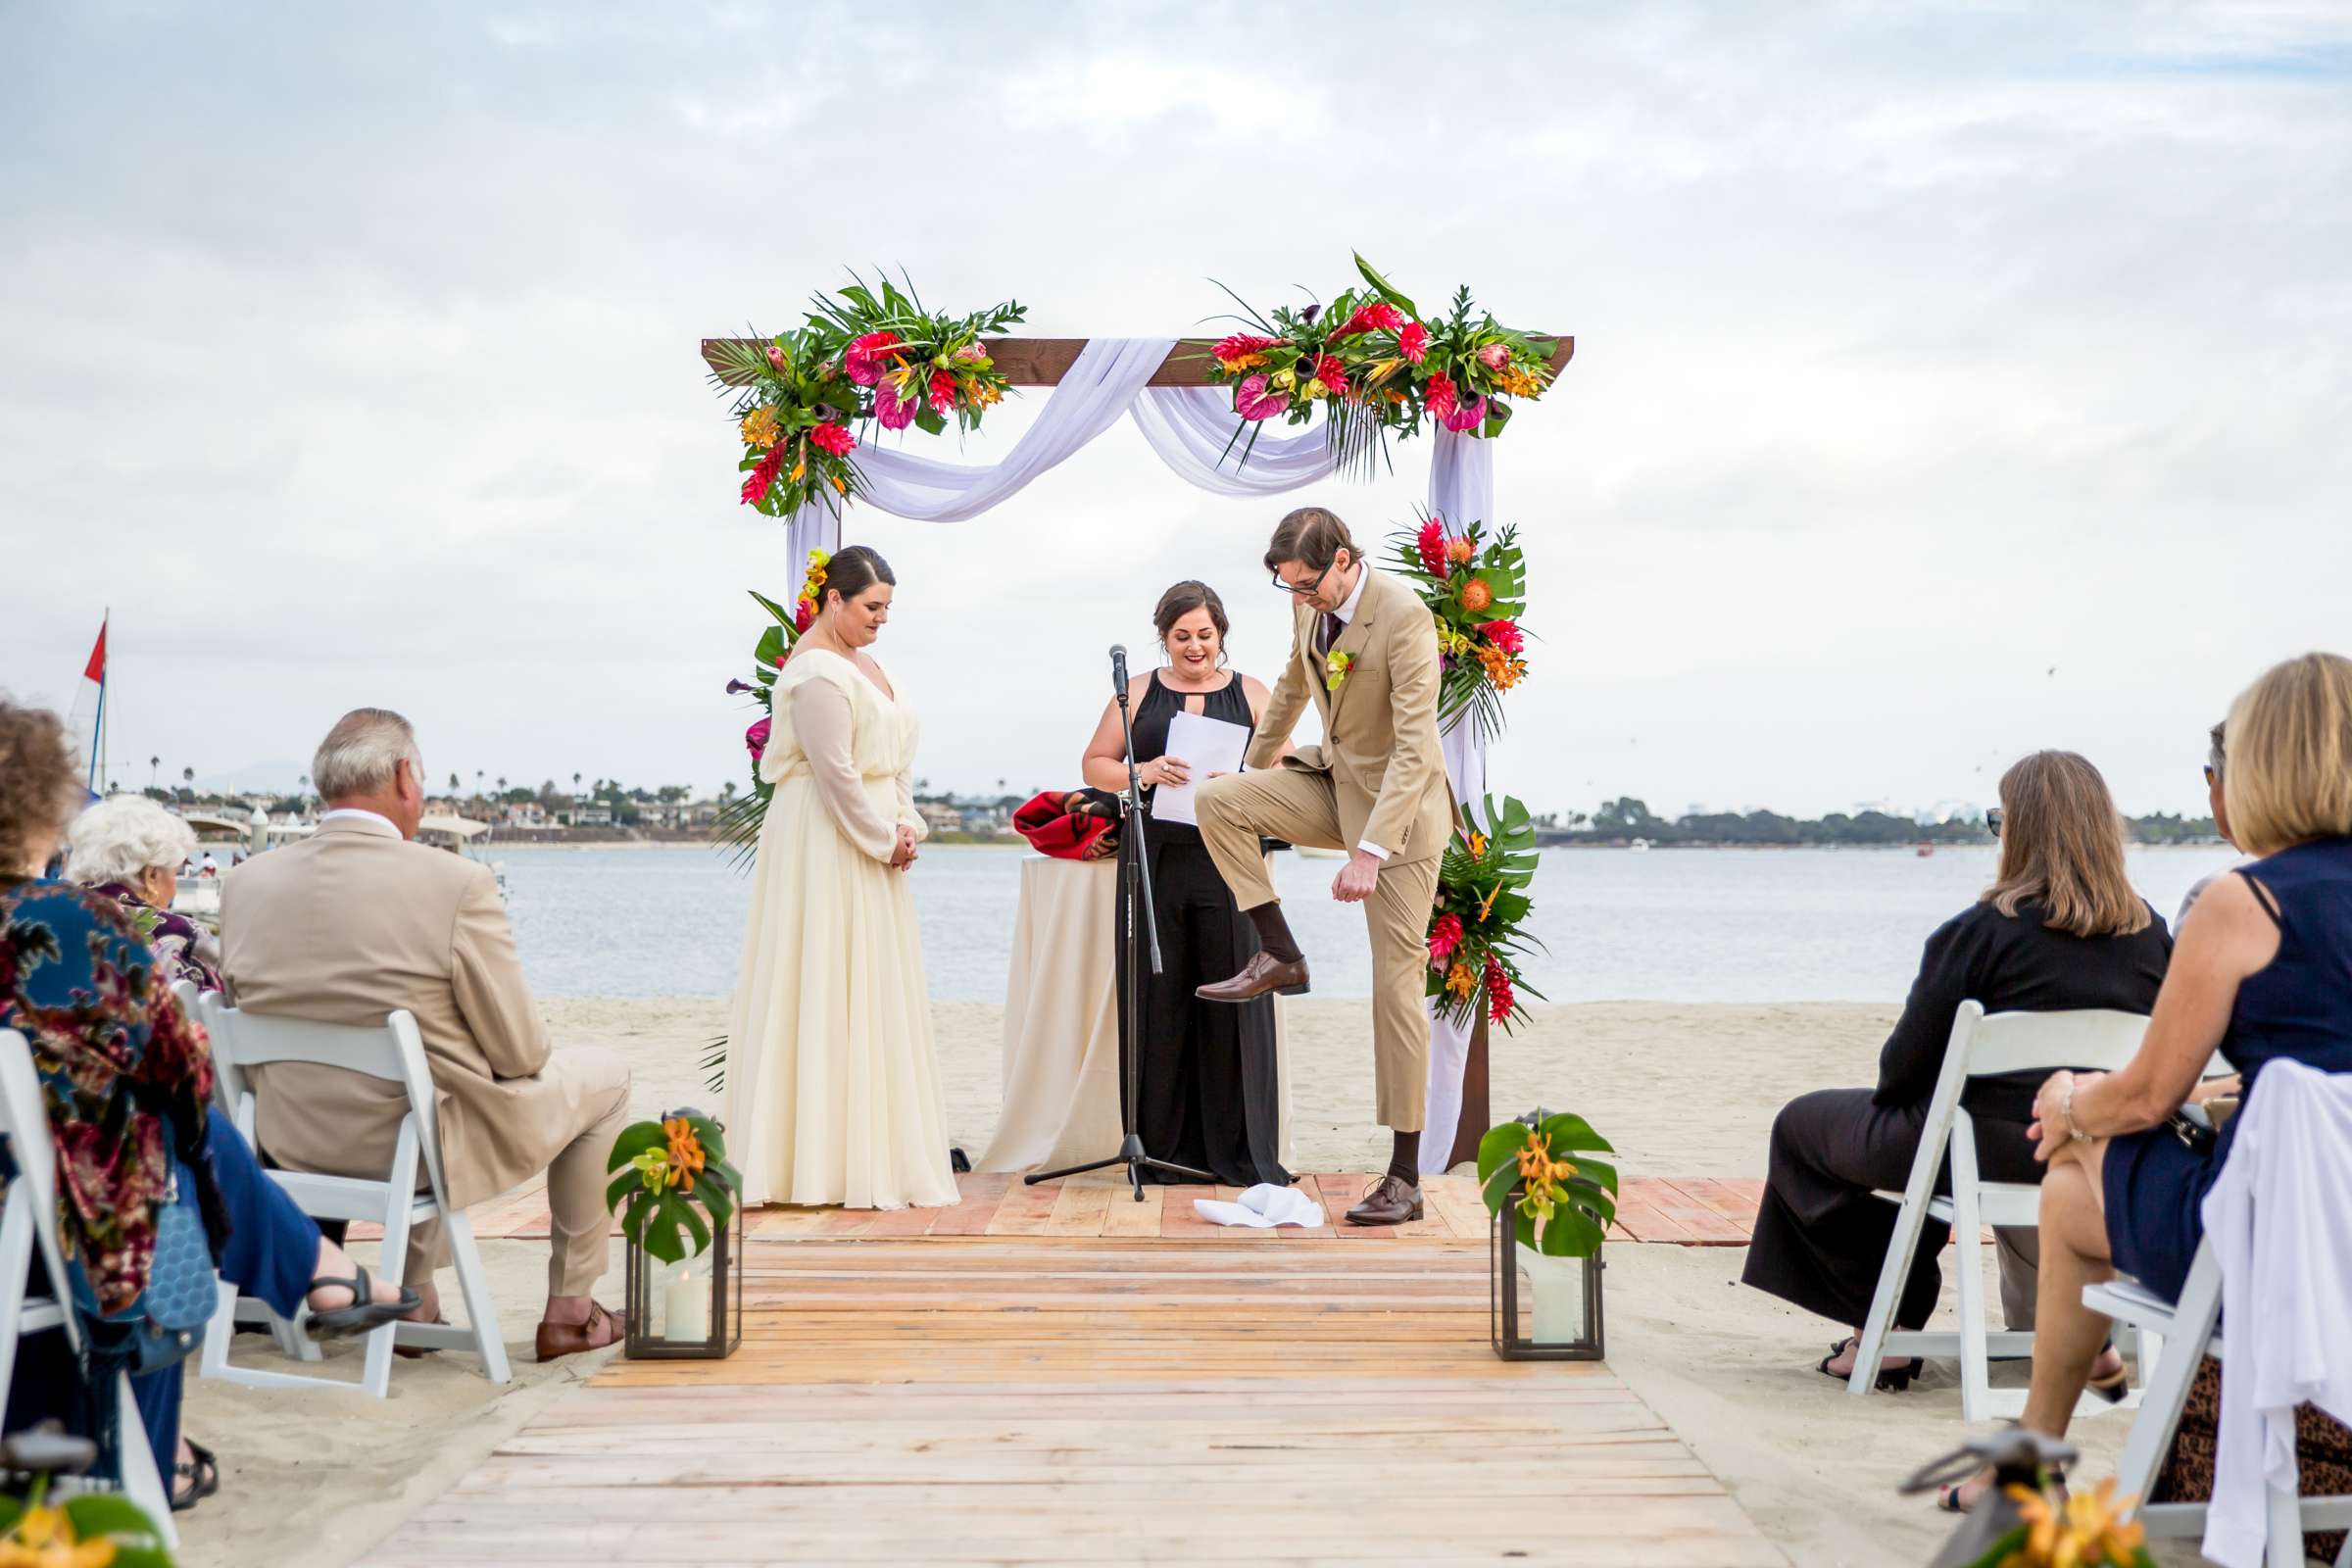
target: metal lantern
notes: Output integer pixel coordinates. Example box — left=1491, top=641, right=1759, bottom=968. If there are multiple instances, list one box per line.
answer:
left=1491, top=1184, right=1605, bottom=1361
left=623, top=1195, right=743, bottom=1360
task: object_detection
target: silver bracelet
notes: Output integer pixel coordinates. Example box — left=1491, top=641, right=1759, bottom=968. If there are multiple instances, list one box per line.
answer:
left=2060, top=1078, right=2084, bottom=1143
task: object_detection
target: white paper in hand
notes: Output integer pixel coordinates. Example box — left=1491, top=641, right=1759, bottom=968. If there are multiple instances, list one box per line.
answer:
left=1150, top=710, right=1250, bottom=827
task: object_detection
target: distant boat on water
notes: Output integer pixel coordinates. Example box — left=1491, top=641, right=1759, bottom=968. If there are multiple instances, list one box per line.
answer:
left=1629, top=838, right=1651, bottom=853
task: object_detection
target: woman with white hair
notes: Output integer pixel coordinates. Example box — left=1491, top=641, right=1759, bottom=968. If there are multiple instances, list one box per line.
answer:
left=68, top=793, right=222, bottom=990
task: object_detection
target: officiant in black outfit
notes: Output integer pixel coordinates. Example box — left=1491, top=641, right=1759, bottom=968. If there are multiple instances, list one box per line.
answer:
left=1080, top=581, right=1291, bottom=1187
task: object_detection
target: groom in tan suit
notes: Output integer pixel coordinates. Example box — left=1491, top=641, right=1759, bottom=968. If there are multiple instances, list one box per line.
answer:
left=222, top=709, right=631, bottom=1360
left=1196, top=507, right=1453, bottom=1225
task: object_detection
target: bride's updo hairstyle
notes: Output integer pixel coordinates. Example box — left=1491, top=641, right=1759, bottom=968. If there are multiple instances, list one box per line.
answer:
left=1152, top=580, right=1231, bottom=665
left=820, top=545, right=897, bottom=613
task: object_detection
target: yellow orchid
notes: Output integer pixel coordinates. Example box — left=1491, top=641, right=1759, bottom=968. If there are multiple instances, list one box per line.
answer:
left=1301, top=377, right=1328, bottom=400
left=1324, top=650, right=1355, bottom=691
left=631, top=1148, right=672, bottom=1195
left=1446, top=960, right=1476, bottom=1000
left=739, top=407, right=781, bottom=450
left=0, top=1503, right=117, bottom=1568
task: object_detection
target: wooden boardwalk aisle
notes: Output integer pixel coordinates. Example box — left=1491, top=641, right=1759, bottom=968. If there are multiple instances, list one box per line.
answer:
left=363, top=1172, right=1768, bottom=1248
left=362, top=1182, right=1787, bottom=1567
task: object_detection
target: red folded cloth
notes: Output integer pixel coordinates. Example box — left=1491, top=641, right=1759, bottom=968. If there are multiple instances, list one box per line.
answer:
left=1013, top=790, right=1120, bottom=860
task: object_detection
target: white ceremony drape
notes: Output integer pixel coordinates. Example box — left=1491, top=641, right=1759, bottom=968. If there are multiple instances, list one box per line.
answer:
left=779, top=336, right=1499, bottom=1173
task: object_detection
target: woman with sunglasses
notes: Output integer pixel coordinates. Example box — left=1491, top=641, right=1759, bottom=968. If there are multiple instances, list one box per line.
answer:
left=1741, top=751, right=2172, bottom=1393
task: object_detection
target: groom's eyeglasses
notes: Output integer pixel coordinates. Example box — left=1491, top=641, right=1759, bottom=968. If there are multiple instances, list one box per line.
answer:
left=1272, top=559, right=1339, bottom=598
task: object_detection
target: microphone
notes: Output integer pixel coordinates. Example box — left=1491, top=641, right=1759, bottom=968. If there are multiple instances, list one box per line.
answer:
left=1109, top=644, right=1128, bottom=692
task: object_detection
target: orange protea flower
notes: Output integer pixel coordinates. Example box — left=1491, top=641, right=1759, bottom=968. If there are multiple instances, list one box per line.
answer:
left=1459, top=578, right=1494, bottom=613
left=1446, top=960, right=1477, bottom=1000
left=739, top=407, right=781, bottom=450
left=1446, top=536, right=1476, bottom=565
left=662, top=1117, right=707, bottom=1195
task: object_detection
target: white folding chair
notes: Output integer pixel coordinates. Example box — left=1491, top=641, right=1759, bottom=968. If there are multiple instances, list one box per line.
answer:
left=194, top=996, right=511, bottom=1396
left=0, top=1031, right=178, bottom=1547
left=1849, top=1002, right=2151, bottom=1422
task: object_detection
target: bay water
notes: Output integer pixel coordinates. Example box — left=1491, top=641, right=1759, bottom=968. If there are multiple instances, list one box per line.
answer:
left=499, top=843, right=2242, bottom=1004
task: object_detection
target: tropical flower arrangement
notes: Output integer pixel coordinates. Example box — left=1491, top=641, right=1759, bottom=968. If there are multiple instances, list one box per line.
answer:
left=1476, top=1111, right=1617, bottom=1259
left=1428, top=795, right=1546, bottom=1031
left=1389, top=514, right=1530, bottom=742
left=710, top=273, right=1027, bottom=518
left=605, top=1109, right=743, bottom=1265
left=1965, top=1477, right=2152, bottom=1568
left=1202, top=254, right=1560, bottom=475
left=711, top=561, right=831, bottom=865
left=0, top=1429, right=172, bottom=1568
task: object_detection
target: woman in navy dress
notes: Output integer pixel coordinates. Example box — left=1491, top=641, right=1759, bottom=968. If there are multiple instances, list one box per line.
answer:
left=1940, top=652, right=2352, bottom=1511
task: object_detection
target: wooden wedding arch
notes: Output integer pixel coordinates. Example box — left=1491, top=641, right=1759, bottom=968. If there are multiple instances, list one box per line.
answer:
left=700, top=329, right=1576, bottom=1168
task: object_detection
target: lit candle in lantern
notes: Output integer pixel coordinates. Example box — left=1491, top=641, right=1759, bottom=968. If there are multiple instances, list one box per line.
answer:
left=663, top=1265, right=710, bottom=1342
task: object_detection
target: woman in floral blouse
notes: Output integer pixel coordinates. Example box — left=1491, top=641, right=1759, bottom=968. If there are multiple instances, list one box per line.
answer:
left=0, top=699, right=418, bottom=1511
left=66, top=793, right=224, bottom=991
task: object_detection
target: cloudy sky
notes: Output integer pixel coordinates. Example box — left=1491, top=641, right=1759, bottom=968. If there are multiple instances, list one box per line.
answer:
left=4, top=2, right=2347, bottom=819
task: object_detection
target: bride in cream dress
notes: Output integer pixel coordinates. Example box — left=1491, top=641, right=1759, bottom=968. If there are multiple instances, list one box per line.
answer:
left=724, top=545, right=957, bottom=1210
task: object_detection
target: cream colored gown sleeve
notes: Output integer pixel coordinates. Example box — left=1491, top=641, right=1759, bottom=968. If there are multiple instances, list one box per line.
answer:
left=895, top=765, right=927, bottom=842
left=790, top=676, right=900, bottom=861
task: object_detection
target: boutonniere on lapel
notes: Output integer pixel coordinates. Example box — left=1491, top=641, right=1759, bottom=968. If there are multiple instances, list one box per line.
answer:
left=1324, top=650, right=1356, bottom=692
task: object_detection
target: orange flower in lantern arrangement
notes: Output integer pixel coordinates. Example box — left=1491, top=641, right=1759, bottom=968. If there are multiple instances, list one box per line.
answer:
left=1478, top=1110, right=1617, bottom=1360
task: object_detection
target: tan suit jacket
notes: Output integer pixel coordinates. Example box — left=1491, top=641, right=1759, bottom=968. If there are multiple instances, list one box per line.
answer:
left=1248, top=566, right=1455, bottom=862
left=220, top=815, right=583, bottom=1208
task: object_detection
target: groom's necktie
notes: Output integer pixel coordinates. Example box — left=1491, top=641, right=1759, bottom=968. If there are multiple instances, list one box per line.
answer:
left=1316, top=612, right=1343, bottom=658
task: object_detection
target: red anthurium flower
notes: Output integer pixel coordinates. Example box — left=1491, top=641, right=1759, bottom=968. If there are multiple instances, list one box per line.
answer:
left=1441, top=394, right=1488, bottom=433
left=808, top=422, right=856, bottom=457
left=1235, top=373, right=1288, bottom=420
left=874, top=377, right=916, bottom=430
left=1397, top=321, right=1430, bottom=364
left=1480, top=619, right=1524, bottom=656
left=1416, top=517, right=1449, bottom=578
left=844, top=329, right=902, bottom=387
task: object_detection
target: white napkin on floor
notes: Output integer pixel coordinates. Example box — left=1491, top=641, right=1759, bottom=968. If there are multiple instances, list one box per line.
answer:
left=1193, top=1183, right=1324, bottom=1228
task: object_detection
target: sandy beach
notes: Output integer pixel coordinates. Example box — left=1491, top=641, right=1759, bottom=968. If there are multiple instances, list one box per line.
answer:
left=177, top=997, right=2135, bottom=1568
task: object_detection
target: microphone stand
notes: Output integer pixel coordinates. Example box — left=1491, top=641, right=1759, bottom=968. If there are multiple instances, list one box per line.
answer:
left=1028, top=647, right=1213, bottom=1199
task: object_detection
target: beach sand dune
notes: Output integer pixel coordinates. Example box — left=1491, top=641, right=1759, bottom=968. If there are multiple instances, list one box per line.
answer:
left=178, top=997, right=2132, bottom=1568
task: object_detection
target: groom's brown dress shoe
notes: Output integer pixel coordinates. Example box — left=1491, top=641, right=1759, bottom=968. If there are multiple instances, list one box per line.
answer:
left=1345, top=1174, right=1424, bottom=1227
left=1194, top=952, right=1310, bottom=1003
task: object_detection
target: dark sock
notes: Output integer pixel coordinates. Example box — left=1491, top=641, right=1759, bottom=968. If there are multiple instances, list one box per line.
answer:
left=1385, top=1129, right=1419, bottom=1188
left=1248, top=903, right=1302, bottom=964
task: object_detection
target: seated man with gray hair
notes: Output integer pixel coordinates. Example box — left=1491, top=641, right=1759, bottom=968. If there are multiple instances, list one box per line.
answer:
left=222, top=708, right=632, bottom=1360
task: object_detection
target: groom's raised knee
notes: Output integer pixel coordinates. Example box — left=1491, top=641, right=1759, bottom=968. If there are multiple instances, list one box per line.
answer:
left=1196, top=773, right=1246, bottom=831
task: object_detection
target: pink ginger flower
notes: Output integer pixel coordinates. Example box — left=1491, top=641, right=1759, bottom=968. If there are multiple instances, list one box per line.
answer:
left=1311, top=353, right=1348, bottom=393
left=792, top=601, right=812, bottom=634
left=1416, top=517, right=1449, bottom=578
left=808, top=421, right=856, bottom=457
left=1428, top=911, right=1464, bottom=967
left=1397, top=321, right=1430, bottom=364
left=1424, top=370, right=1459, bottom=418
left=1480, top=618, right=1524, bottom=656
left=1332, top=302, right=1406, bottom=339
left=740, top=444, right=786, bottom=505
left=927, top=368, right=956, bottom=414
left=1213, top=332, right=1277, bottom=366
left=1235, top=372, right=1288, bottom=421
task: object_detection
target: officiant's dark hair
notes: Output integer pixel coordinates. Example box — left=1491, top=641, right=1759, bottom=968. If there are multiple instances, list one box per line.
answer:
left=1152, top=581, right=1229, bottom=659
left=822, top=545, right=896, bottom=611
left=1264, top=507, right=1357, bottom=573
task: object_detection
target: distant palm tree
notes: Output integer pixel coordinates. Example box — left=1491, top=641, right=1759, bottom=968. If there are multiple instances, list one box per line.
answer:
left=474, top=770, right=485, bottom=797
left=448, top=771, right=461, bottom=792
left=572, top=771, right=582, bottom=795
left=149, top=755, right=160, bottom=789
left=496, top=775, right=508, bottom=794
left=181, top=766, right=194, bottom=787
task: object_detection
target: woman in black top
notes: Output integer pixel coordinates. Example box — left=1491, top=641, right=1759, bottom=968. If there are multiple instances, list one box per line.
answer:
left=1078, top=582, right=1290, bottom=1187
left=1741, top=751, right=2170, bottom=1387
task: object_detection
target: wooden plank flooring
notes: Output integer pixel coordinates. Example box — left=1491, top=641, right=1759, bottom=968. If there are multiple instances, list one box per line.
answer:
left=362, top=1225, right=1786, bottom=1566
left=351, top=1173, right=1767, bottom=1248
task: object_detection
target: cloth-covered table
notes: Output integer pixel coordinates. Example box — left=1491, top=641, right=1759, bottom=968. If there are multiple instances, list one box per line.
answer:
left=978, top=856, right=1294, bottom=1175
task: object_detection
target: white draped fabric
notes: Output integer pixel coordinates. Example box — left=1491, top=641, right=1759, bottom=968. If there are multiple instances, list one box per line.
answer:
left=780, top=336, right=1505, bottom=1172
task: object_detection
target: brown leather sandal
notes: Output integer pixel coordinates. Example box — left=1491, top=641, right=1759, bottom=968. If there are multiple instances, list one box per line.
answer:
left=534, top=1300, right=626, bottom=1362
